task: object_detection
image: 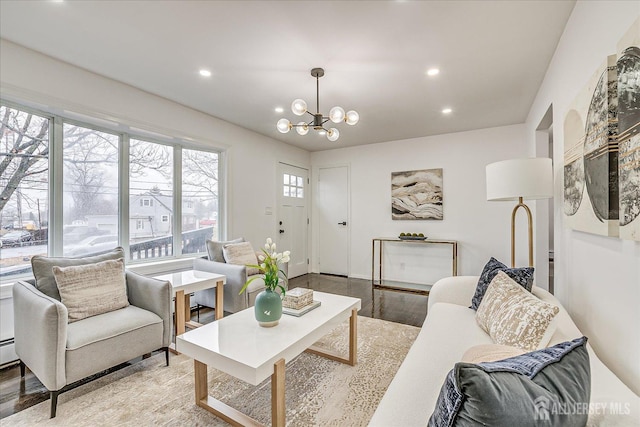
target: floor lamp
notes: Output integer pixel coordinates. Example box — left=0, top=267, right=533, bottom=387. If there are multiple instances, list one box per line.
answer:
left=486, top=158, right=553, bottom=267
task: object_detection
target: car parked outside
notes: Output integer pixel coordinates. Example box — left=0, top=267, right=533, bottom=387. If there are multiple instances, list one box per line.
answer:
left=64, top=226, right=110, bottom=245
left=64, top=235, right=119, bottom=257
left=0, top=230, right=32, bottom=247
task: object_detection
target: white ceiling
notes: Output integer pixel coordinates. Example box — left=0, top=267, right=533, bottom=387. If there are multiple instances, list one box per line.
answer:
left=0, top=1, right=575, bottom=152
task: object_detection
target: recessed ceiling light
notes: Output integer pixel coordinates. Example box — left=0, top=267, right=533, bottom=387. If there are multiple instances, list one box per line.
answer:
left=199, top=69, right=212, bottom=77
left=442, top=108, right=452, bottom=114
left=275, top=107, right=284, bottom=113
left=427, top=68, right=440, bottom=76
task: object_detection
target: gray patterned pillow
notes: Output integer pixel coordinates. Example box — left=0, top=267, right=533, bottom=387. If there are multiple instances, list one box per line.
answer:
left=205, top=238, right=244, bottom=262
left=53, top=258, right=129, bottom=323
left=428, top=337, right=590, bottom=427
left=471, top=257, right=534, bottom=310
left=31, top=247, right=125, bottom=301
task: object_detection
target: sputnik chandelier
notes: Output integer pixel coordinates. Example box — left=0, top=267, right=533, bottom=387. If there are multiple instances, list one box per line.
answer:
left=277, top=68, right=359, bottom=142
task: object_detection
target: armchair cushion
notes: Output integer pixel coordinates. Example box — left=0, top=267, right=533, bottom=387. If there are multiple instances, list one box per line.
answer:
left=223, top=241, right=259, bottom=275
left=31, top=247, right=125, bottom=301
left=206, top=238, right=244, bottom=262
left=53, top=259, right=129, bottom=323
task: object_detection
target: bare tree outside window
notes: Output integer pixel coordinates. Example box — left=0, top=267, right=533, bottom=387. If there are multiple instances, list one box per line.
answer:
left=62, top=124, right=119, bottom=255
left=129, top=139, right=173, bottom=259
left=0, top=106, right=49, bottom=275
left=182, top=149, right=219, bottom=254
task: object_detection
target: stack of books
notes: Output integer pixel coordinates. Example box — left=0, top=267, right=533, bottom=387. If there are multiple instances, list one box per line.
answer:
left=282, top=288, right=321, bottom=316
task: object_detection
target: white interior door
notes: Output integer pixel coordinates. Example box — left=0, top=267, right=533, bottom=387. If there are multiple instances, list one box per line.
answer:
left=318, top=166, right=349, bottom=276
left=278, top=163, right=308, bottom=278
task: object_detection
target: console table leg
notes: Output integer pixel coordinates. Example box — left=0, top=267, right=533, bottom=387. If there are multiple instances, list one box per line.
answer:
left=272, top=358, right=286, bottom=427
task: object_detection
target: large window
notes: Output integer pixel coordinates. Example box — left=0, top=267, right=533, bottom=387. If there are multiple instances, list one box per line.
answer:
left=0, top=101, right=222, bottom=280
left=129, top=139, right=173, bottom=259
left=182, top=149, right=219, bottom=256
left=0, top=106, right=50, bottom=277
left=62, top=123, right=119, bottom=256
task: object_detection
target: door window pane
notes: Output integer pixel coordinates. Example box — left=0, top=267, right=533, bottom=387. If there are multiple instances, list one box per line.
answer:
left=62, top=124, right=119, bottom=256
left=129, top=139, right=173, bottom=260
left=0, top=106, right=49, bottom=278
left=182, top=149, right=219, bottom=255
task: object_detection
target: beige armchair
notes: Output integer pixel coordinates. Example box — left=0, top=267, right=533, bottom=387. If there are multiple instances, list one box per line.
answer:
left=13, top=248, right=171, bottom=418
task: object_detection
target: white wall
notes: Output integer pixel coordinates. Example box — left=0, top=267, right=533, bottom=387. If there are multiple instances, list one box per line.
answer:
left=0, top=40, right=310, bottom=248
left=311, top=124, right=538, bottom=285
left=526, top=1, right=640, bottom=394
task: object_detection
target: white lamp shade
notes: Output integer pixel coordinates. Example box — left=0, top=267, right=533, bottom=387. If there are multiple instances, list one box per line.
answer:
left=486, top=158, right=553, bottom=201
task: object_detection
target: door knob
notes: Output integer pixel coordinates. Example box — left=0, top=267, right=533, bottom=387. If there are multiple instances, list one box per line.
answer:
left=279, top=229, right=285, bottom=234
left=338, top=221, right=347, bottom=226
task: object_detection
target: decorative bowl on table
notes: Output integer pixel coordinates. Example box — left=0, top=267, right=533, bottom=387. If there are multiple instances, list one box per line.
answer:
left=398, top=233, right=427, bottom=240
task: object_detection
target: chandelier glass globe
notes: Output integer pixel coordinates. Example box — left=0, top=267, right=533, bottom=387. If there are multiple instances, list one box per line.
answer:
left=329, top=106, right=345, bottom=123
left=327, top=128, right=340, bottom=142
left=296, top=122, right=309, bottom=135
left=277, top=118, right=291, bottom=133
left=345, top=110, right=359, bottom=125
left=291, top=99, right=307, bottom=116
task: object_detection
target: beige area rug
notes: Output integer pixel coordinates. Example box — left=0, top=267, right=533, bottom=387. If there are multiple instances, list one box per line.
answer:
left=3, top=316, right=419, bottom=426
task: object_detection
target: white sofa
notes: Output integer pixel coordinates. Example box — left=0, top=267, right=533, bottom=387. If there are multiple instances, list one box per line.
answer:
left=369, top=276, right=640, bottom=426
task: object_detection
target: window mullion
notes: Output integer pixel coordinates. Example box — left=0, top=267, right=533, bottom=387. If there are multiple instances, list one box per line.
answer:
left=174, top=146, right=182, bottom=257
left=120, top=134, right=130, bottom=261
left=50, top=116, right=64, bottom=256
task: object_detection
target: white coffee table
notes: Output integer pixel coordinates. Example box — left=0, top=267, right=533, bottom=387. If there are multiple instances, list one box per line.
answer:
left=153, top=270, right=226, bottom=338
left=176, top=291, right=361, bottom=427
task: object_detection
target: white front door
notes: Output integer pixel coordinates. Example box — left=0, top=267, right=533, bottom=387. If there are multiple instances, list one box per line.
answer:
left=318, top=166, right=349, bottom=276
left=278, top=163, right=309, bottom=278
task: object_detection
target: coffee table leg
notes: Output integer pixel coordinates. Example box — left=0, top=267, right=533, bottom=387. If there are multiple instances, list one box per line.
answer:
left=272, top=358, right=285, bottom=427
left=349, top=308, right=357, bottom=365
left=215, top=280, right=224, bottom=320
left=192, top=359, right=277, bottom=427
left=195, top=360, right=208, bottom=405
left=305, top=308, right=358, bottom=366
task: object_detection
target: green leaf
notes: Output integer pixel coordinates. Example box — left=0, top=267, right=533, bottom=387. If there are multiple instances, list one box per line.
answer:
left=239, top=276, right=260, bottom=295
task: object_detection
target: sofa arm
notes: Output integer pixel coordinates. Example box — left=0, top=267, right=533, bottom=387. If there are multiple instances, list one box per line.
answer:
left=12, top=280, right=68, bottom=391
left=125, top=271, right=172, bottom=347
left=427, top=276, right=479, bottom=311
left=193, top=258, right=248, bottom=285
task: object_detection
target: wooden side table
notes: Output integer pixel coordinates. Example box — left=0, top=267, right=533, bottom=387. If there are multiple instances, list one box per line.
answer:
left=153, top=270, right=226, bottom=351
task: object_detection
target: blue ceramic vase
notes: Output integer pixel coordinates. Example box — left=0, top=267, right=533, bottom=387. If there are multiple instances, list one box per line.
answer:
left=254, top=289, right=283, bottom=327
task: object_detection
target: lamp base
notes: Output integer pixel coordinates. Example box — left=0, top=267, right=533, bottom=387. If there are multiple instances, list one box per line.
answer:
left=511, top=197, right=534, bottom=268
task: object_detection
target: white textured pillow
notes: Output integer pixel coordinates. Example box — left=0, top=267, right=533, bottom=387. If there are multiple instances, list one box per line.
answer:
left=53, top=258, right=129, bottom=323
left=223, top=241, right=259, bottom=276
left=476, top=271, right=559, bottom=351
left=460, top=344, right=526, bottom=364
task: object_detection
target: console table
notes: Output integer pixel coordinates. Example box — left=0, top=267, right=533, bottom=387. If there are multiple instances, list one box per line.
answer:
left=371, top=237, right=458, bottom=294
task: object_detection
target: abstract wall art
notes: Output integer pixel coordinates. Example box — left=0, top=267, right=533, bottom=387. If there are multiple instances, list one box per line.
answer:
left=563, top=17, right=640, bottom=241
left=563, top=55, right=619, bottom=237
left=391, top=168, right=443, bottom=220
left=617, top=18, right=640, bottom=241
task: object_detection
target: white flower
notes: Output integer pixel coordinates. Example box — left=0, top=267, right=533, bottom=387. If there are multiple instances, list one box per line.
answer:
left=266, top=238, right=273, bottom=245
left=260, top=263, right=266, bottom=269
left=271, top=243, right=277, bottom=251
left=283, top=250, right=291, bottom=257
left=258, top=254, right=265, bottom=261
left=282, top=255, right=290, bottom=263
left=265, top=243, right=270, bottom=250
